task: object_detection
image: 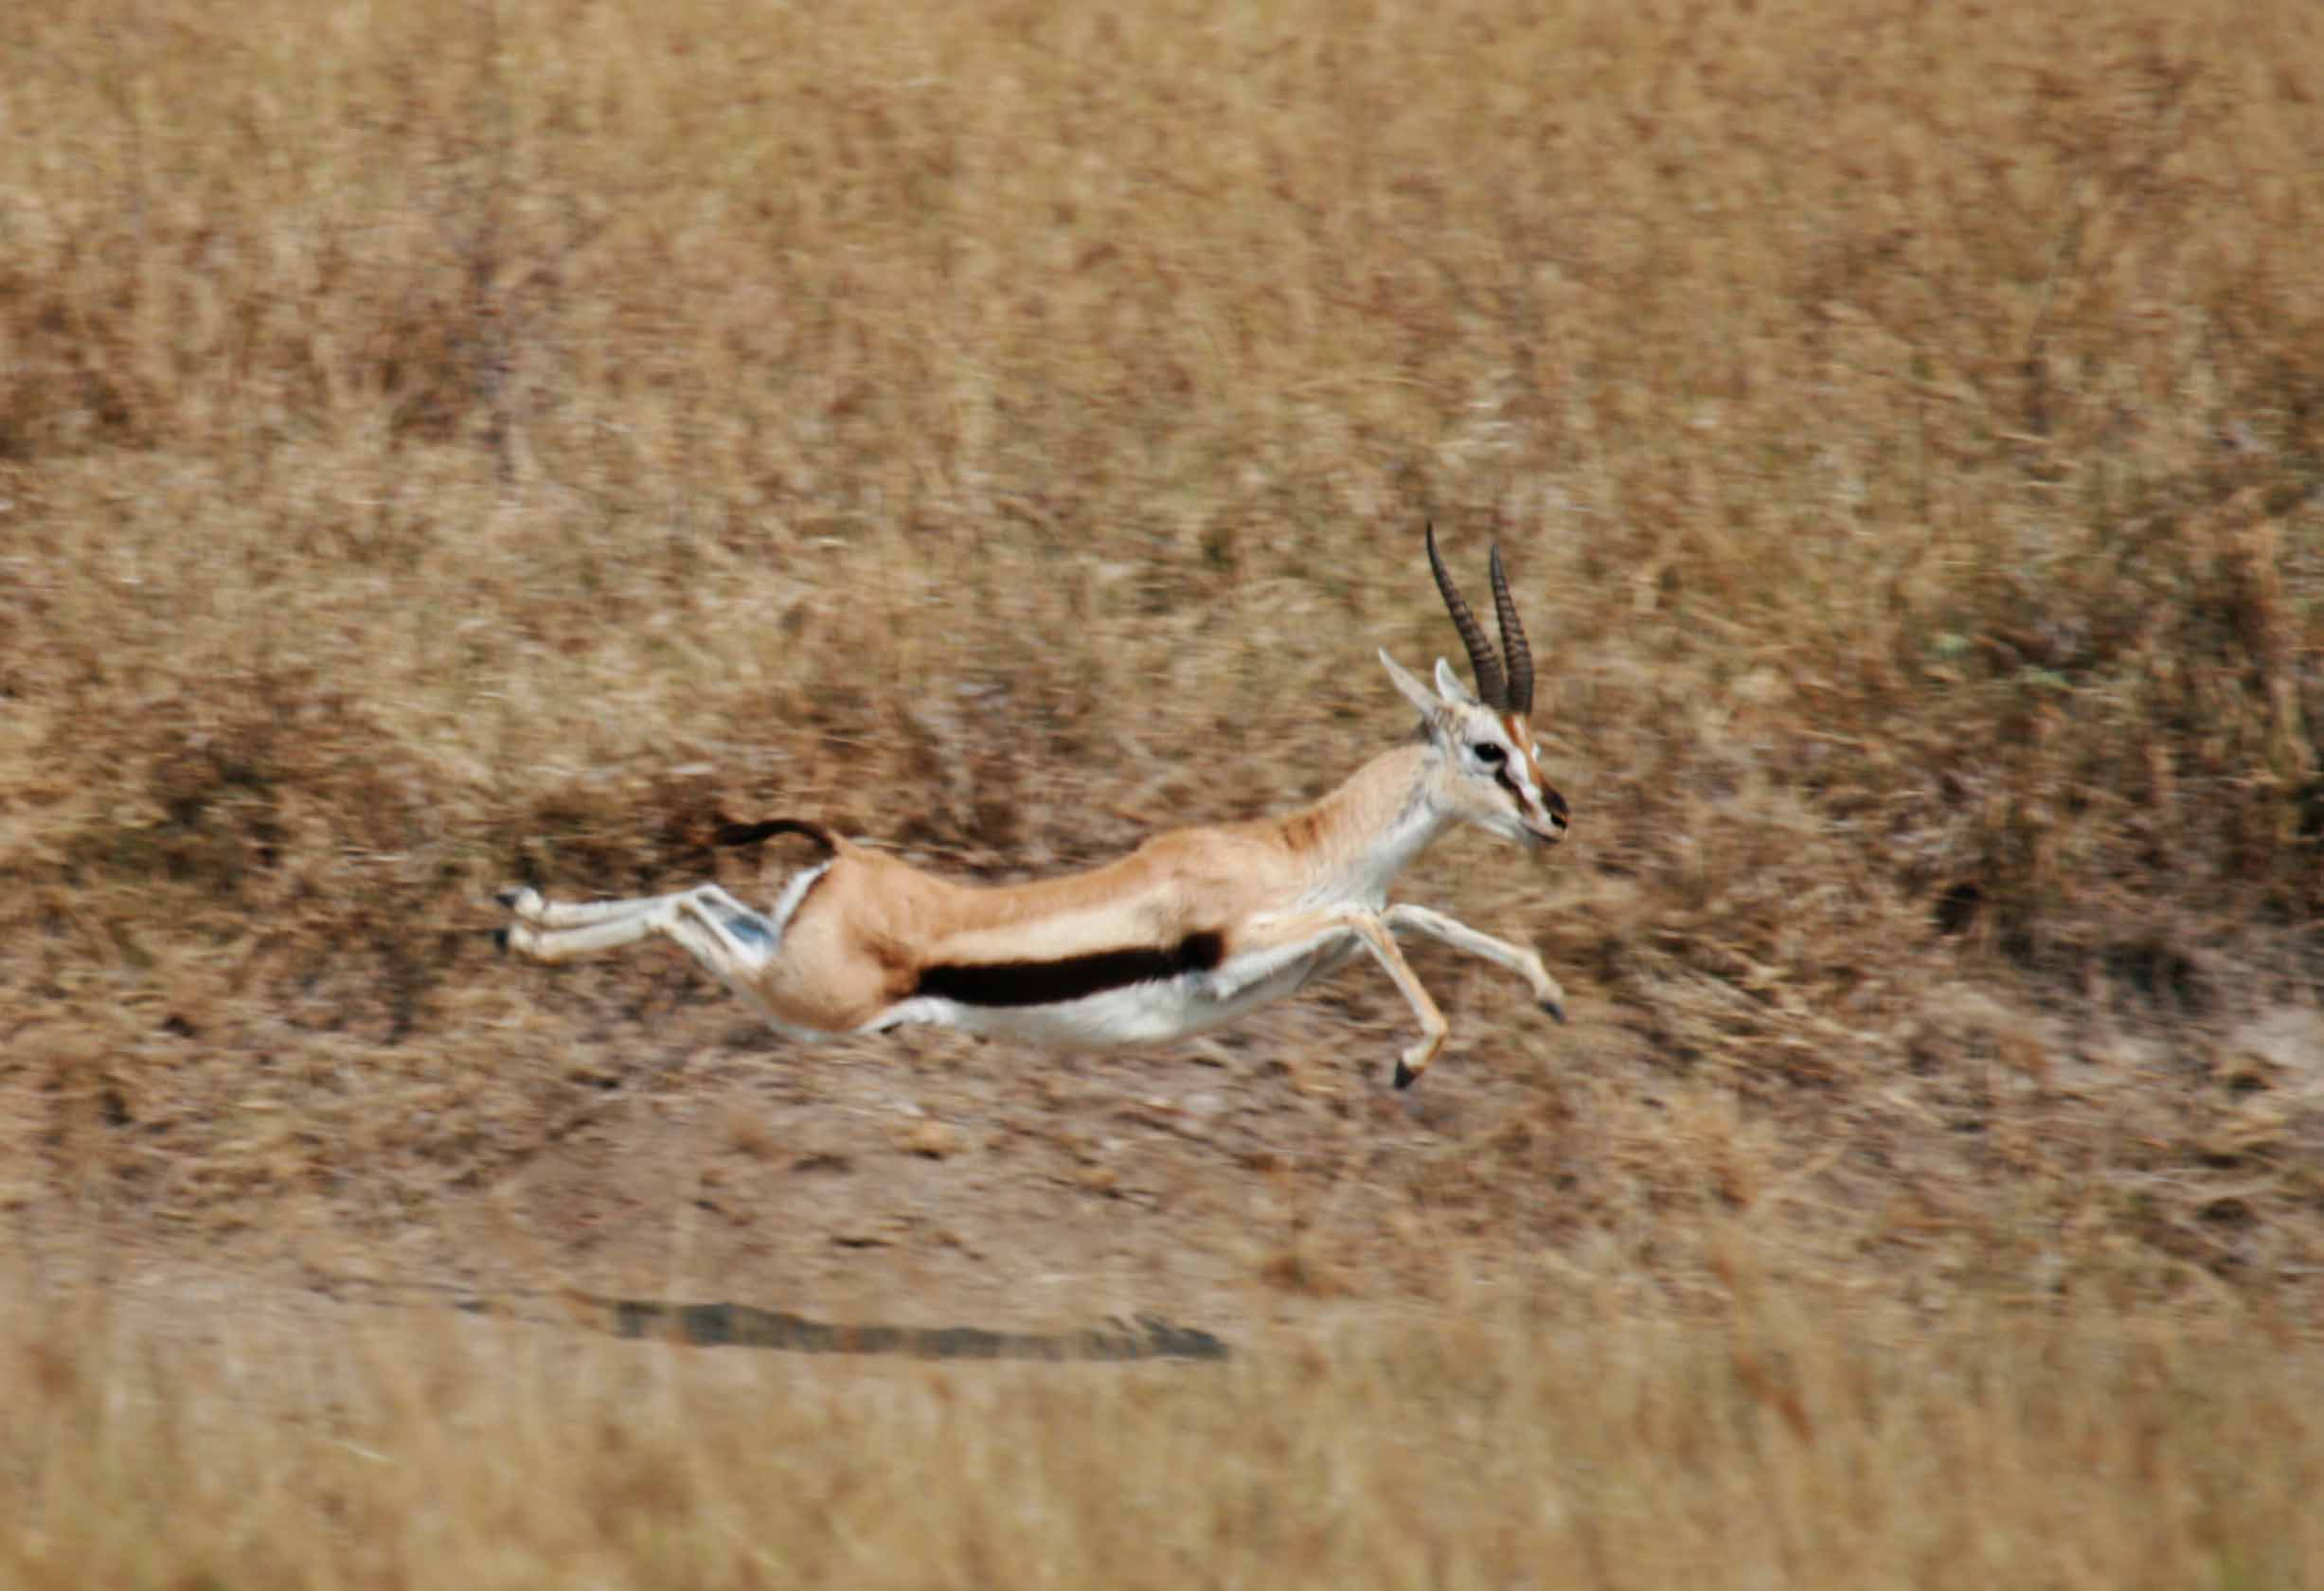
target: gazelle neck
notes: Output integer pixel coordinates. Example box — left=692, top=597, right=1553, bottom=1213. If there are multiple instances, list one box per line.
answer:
left=1280, top=742, right=1453, bottom=907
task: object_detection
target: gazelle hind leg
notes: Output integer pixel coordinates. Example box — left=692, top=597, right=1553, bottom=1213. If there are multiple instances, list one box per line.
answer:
left=496, top=885, right=850, bottom=1042
left=498, top=903, right=672, bottom=962
left=499, top=885, right=684, bottom=930
left=670, top=885, right=783, bottom=957
left=496, top=885, right=778, bottom=974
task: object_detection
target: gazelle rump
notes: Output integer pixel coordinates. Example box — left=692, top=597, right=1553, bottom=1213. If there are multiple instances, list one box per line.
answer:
left=496, top=527, right=1570, bottom=1088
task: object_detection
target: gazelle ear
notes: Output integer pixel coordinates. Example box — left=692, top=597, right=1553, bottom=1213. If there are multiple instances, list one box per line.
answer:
left=1378, top=649, right=1444, bottom=724
left=1433, top=657, right=1478, bottom=706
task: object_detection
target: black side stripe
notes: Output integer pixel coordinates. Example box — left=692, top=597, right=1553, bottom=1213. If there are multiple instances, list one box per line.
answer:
left=917, top=931, right=1225, bottom=1009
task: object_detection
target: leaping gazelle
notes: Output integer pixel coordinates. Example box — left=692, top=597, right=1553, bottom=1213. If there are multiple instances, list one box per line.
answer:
left=496, top=527, right=1570, bottom=1087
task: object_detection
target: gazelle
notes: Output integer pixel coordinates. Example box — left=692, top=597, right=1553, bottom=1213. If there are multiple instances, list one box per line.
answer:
left=496, top=527, right=1569, bottom=1088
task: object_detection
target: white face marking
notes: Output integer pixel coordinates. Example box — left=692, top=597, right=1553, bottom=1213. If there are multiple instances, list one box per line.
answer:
left=1428, top=706, right=1564, bottom=848
left=1500, top=728, right=1541, bottom=804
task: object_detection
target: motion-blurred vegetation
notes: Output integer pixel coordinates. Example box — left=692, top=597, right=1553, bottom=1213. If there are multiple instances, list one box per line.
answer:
left=4, top=0, right=2322, bottom=1579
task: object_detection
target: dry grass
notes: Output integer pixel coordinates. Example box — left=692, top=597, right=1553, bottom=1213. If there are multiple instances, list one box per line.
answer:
left=5, top=0, right=2324, bottom=1578
left=7, top=1270, right=2323, bottom=1590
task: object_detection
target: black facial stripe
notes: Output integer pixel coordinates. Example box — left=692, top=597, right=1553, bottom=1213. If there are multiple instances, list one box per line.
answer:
left=917, top=931, right=1226, bottom=1008
left=1493, top=767, right=1528, bottom=807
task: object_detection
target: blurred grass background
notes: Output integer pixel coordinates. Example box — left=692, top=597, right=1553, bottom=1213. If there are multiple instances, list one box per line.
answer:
left=3, top=0, right=2323, bottom=1579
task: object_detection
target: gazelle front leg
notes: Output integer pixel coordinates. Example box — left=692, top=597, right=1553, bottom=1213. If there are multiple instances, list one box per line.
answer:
left=1233, top=905, right=1450, bottom=1089
left=1384, top=903, right=1566, bottom=1023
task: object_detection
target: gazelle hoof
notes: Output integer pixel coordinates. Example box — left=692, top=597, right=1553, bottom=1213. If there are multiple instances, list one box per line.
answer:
left=1539, top=996, right=1566, bottom=1024
left=1392, top=1059, right=1418, bottom=1090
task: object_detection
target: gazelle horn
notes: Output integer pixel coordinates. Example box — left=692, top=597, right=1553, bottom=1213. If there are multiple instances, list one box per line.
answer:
left=1425, top=523, right=1506, bottom=709
left=1489, top=544, right=1532, bottom=717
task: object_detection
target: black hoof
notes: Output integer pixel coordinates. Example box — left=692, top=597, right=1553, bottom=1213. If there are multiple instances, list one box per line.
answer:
left=1541, top=998, right=1566, bottom=1025
left=491, top=926, right=511, bottom=956
left=1392, top=1060, right=1417, bottom=1090
left=494, top=887, right=525, bottom=909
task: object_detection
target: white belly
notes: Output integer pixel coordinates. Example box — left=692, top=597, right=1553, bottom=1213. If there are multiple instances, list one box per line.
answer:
left=908, top=941, right=1358, bottom=1049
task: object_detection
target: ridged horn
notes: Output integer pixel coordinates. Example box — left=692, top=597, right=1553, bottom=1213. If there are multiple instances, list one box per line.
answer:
left=1425, top=523, right=1506, bottom=709
left=1489, top=544, right=1533, bottom=717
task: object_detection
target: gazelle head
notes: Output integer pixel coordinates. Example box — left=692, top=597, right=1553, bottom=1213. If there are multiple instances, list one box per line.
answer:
left=1380, top=525, right=1570, bottom=849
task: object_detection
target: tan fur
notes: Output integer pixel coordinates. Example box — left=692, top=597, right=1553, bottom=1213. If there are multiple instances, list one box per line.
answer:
left=761, top=746, right=1435, bottom=1030
left=497, top=531, right=1570, bottom=1087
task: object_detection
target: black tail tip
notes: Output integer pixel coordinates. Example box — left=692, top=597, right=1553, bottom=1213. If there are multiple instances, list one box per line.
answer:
left=1392, top=1060, right=1417, bottom=1090
left=715, top=818, right=838, bottom=851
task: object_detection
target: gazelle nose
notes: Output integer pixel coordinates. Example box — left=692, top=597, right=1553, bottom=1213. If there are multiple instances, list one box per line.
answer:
left=1527, top=794, right=1569, bottom=846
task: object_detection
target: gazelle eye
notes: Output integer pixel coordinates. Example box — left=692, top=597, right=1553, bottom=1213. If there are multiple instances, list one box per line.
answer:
left=1471, top=742, right=1507, bottom=766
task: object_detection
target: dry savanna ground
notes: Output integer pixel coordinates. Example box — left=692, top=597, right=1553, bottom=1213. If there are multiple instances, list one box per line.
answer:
left=5, top=0, right=2324, bottom=1582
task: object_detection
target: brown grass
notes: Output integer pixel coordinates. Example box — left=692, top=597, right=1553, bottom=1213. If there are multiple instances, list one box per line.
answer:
left=5, top=0, right=2324, bottom=1579
left=8, top=1272, right=2324, bottom=1589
